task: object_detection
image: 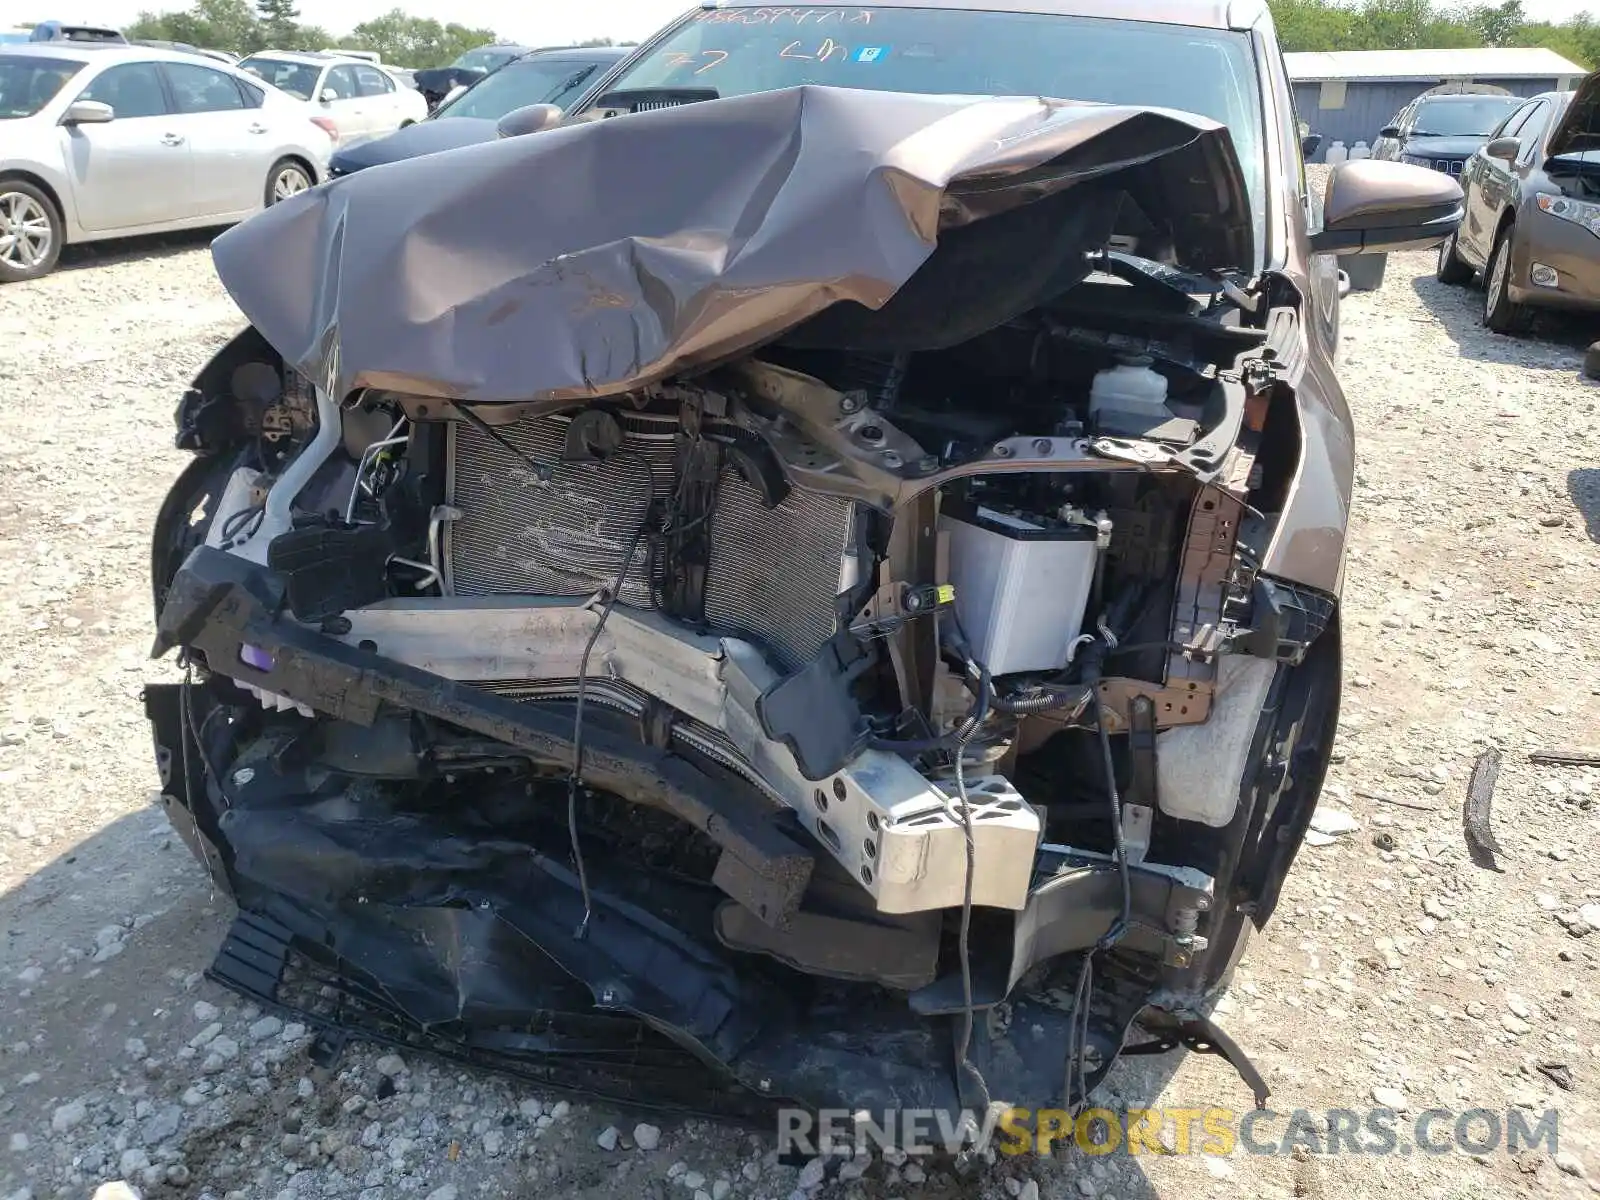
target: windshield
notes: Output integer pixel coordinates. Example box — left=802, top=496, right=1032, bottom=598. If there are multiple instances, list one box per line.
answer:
left=598, top=8, right=1265, bottom=231
left=1412, top=97, right=1521, bottom=137
left=0, top=54, right=84, bottom=118
left=453, top=48, right=518, bottom=73
left=436, top=57, right=603, bottom=119
left=239, top=55, right=319, bottom=100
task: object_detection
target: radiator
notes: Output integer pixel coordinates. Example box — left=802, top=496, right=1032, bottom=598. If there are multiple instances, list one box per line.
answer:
left=445, top=411, right=858, bottom=671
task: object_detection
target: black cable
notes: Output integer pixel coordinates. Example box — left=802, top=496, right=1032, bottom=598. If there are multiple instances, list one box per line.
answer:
left=219, top=503, right=265, bottom=543
left=451, top=402, right=555, bottom=482
left=567, top=446, right=655, bottom=939
left=1064, top=677, right=1135, bottom=1112
left=1102, top=639, right=1193, bottom=659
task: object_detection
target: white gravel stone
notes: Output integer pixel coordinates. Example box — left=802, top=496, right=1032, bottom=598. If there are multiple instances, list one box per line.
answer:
left=1371, top=1086, right=1409, bottom=1111
left=797, top=1158, right=826, bottom=1190
left=596, top=1125, right=620, bottom=1151
left=249, top=1016, right=284, bottom=1041
left=51, top=1099, right=88, bottom=1133
left=1019, top=1181, right=1041, bottom=1200
left=191, top=1000, right=219, bottom=1022
left=633, top=1122, right=661, bottom=1151
left=374, top=1053, right=407, bottom=1076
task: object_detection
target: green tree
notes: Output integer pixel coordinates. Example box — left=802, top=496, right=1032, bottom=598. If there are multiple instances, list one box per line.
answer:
left=255, top=0, right=300, bottom=47
left=344, top=9, right=497, bottom=67
left=1470, top=1, right=1526, bottom=47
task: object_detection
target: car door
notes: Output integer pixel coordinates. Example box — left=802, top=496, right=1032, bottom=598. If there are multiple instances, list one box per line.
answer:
left=59, top=60, right=193, bottom=233
left=1461, top=101, right=1535, bottom=264
left=354, top=65, right=402, bottom=135
left=1479, top=100, right=1548, bottom=249
left=317, top=64, right=367, bottom=144
left=161, top=61, right=261, bottom=218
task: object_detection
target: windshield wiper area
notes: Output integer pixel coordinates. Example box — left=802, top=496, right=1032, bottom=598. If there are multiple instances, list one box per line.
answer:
left=589, top=87, right=719, bottom=116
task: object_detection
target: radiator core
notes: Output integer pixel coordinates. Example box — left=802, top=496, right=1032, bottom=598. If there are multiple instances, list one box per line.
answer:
left=445, top=411, right=858, bottom=671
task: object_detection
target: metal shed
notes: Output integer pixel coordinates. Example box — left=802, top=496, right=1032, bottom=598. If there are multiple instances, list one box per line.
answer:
left=1287, top=48, right=1589, bottom=161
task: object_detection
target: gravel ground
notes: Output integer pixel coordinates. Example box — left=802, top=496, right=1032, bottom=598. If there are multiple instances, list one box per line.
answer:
left=1, top=228, right=1599, bottom=1200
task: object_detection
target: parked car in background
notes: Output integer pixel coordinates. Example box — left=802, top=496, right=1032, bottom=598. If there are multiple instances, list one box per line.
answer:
left=1439, top=73, right=1600, bottom=333
left=412, top=43, right=532, bottom=109
left=131, top=39, right=239, bottom=66
left=28, top=21, right=125, bottom=44
left=1374, top=89, right=1523, bottom=177
left=237, top=50, right=426, bottom=146
left=328, top=46, right=630, bottom=177
left=323, top=48, right=381, bottom=65
left=0, top=43, right=333, bottom=282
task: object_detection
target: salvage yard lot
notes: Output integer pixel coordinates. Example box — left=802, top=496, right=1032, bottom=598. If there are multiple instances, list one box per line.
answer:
left=1, top=236, right=1599, bottom=1200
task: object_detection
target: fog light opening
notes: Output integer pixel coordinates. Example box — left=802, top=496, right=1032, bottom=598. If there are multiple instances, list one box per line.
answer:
left=1531, top=262, right=1560, bottom=289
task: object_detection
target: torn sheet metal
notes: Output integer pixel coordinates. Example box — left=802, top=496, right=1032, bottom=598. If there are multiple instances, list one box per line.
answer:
left=211, top=85, right=1252, bottom=407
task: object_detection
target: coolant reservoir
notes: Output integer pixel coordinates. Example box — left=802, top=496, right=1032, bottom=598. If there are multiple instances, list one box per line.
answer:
left=1325, top=140, right=1348, bottom=165
left=1349, top=141, right=1371, bottom=160
left=1089, top=356, right=1170, bottom=436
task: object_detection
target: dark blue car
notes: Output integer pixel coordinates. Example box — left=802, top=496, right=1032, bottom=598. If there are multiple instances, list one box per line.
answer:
left=328, top=46, right=630, bottom=177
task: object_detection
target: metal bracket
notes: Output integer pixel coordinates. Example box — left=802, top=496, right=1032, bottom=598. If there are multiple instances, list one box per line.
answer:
left=1122, top=1014, right=1271, bottom=1109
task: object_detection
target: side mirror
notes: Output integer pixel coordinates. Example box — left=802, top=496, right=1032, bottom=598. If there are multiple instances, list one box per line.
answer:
left=1379, top=125, right=1402, bottom=139
left=320, top=87, right=338, bottom=104
left=1310, top=159, right=1464, bottom=256
left=61, top=99, right=114, bottom=125
left=1302, top=133, right=1324, bottom=159
left=1486, top=136, right=1519, bottom=163
left=496, top=103, right=563, bottom=139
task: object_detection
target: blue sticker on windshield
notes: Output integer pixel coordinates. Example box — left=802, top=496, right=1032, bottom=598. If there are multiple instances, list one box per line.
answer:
left=854, top=46, right=888, bottom=63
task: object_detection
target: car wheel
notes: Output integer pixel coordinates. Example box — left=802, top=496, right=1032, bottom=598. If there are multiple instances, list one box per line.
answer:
left=1435, top=229, right=1473, bottom=286
left=265, top=159, right=312, bottom=208
left=0, top=181, right=62, bottom=283
left=1484, top=228, right=1533, bottom=335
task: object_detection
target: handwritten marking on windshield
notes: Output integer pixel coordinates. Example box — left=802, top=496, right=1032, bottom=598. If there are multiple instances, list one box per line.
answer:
left=665, top=49, right=730, bottom=74
left=696, top=7, right=873, bottom=25
left=779, top=38, right=851, bottom=62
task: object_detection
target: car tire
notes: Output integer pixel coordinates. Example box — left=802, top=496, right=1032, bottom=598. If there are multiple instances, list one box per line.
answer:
left=1435, top=229, right=1473, bottom=286
left=1483, top=227, right=1533, bottom=335
left=264, top=159, right=313, bottom=209
left=0, top=180, right=62, bottom=284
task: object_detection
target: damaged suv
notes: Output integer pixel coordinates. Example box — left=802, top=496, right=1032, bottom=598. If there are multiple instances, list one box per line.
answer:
left=146, top=1, right=1461, bottom=1123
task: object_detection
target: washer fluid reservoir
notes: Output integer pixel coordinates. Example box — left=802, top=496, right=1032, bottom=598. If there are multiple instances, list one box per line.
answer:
left=1089, top=356, right=1170, bottom=436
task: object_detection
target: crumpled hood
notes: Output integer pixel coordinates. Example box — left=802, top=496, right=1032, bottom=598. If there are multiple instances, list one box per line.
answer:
left=329, top=116, right=498, bottom=174
left=211, top=84, right=1252, bottom=406
left=1549, top=70, right=1600, bottom=160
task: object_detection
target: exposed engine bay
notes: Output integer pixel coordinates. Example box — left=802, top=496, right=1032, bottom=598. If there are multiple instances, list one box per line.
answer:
left=147, top=88, right=1341, bottom=1121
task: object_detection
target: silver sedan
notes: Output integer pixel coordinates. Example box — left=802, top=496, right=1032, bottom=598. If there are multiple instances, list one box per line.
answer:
left=0, top=43, right=334, bottom=282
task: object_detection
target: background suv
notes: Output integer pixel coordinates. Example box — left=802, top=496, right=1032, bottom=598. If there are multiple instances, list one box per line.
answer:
left=1374, top=90, right=1524, bottom=178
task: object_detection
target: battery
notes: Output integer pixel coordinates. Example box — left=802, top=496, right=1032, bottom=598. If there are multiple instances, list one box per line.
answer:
left=939, top=505, right=1099, bottom=677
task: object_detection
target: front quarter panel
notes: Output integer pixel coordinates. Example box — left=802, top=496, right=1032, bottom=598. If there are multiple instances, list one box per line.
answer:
left=1264, top=320, right=1354, bottom=599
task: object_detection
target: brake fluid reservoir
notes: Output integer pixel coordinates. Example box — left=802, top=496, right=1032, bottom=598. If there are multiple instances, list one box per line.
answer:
left=1089, top=356, right=1170, bottom=436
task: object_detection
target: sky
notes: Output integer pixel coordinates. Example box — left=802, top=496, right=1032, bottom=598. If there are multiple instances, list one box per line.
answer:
left=34, top=0, right=1600, bottom=45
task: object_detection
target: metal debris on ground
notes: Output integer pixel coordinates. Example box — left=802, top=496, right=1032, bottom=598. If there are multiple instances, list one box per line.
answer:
left=1529, top=748, right=1600, bottom=767
left=1464, top=748, right=1506, bottom=870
